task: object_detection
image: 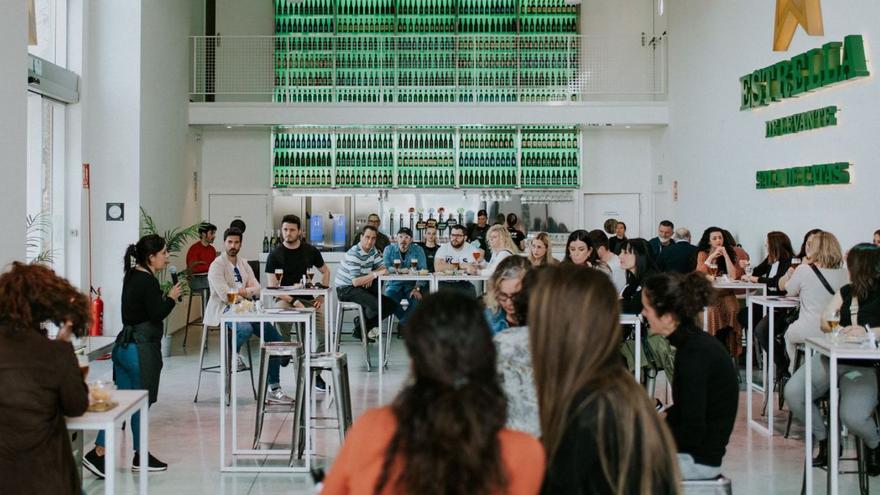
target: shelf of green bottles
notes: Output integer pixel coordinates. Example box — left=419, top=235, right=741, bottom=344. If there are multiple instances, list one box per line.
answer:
left=271, top=125, right=579, bottom=189
left=273, top=0, right=579, bottom=103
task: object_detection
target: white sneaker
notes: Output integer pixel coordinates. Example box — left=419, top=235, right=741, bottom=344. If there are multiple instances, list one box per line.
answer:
left=236, top=356, right=247, bottom=372
left=368, top=327, right=380, bottom=339
left=267, top=387, right=294, bottom=404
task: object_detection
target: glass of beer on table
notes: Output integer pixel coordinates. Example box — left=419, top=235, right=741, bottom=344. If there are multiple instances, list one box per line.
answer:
left=77, top=354, right=90, bottom=379
left=707, top=262, right=718, bottom=279
left=410, top=258, right=418, bottom=270
left=473, top=251, right=482, bottom=264
left=227, top=288, right=237, bottom=305
left=393, top=259, right=401, bottom=272
left=274, top=268, right=284, bottom=285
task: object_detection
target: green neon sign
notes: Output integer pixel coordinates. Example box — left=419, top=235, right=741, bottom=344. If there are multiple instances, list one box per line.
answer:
left=765, top=105, right=838, bottom=138
left=741, top=35, right=869, bottom=111
left=756, top=162, right=850, bottom=189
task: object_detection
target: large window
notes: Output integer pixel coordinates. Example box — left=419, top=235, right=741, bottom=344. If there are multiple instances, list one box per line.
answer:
left=26, top=93, right=67, bottom=275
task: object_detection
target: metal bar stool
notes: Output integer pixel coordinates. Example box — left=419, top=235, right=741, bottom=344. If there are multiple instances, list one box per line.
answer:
left=193, top=323, right=256, bottom=404
left=182, top=273, right=210, bottom=349
left=335, top=301, right=371, bottom=370
left=252, top=341, right=304, bottom=449
left=290, top=352, right=353, bottom=465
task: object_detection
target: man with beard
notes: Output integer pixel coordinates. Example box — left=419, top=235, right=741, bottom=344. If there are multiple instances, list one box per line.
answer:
left=382, top=227, right=428, bottom=324
left=649, top=220, right=675, bottom=260
left=206, top=227, right=293, bottom=403
left=435, top=224, right=480, bottom=296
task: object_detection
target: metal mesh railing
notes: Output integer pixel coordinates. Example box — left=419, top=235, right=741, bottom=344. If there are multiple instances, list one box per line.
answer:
left=191, top=34, right=665, bottom=103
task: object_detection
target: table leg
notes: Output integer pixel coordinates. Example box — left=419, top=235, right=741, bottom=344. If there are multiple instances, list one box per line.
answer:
left=219, top=322, right=227, bottom=469
left=829, top=354, right=838, bottom=495
left=304, top=321, right=312, bottom=471
left=746, top=300, right=754, bottom=427
left=139, top=402, right=148, bottom=495
left=805, top=346, right=813, bottom=494
left=378, top=278, right=384, bottom=375
left=324, top=291, right=331, bottom=354
left=767, top=308, right=775, bottom=434
left=105, top=423, right=115, bottom=495
left=232, top=322, right=239, bottom=456
left=634, top=320, right=641, bottom=383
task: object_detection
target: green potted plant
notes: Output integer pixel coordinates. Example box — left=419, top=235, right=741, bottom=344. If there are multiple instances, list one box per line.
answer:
left=140, top=207, right=202, bottom=356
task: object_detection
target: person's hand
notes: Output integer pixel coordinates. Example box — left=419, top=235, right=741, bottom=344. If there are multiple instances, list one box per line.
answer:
left=313, top=295, right=324, bottom=309
left=238, top=287, right=249, bottom=298
left=169, top=283, right=183, bottom=301
left=410, top=289, right=423, bottom=300
left=277, top=294, right=294, bottom=304
left=843, top=325, right=867, bottom=338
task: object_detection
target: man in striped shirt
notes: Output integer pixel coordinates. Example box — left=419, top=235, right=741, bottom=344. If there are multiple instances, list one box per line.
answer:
left=335, top=225, right=399, bottom=341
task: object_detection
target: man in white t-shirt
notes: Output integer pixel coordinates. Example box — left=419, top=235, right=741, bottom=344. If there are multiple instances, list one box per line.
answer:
left=589, top=229, right=627, bottom=293
left=435, top=224, right=480, bottom=296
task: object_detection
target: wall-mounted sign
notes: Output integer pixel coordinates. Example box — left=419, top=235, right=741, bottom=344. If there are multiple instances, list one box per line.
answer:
left=765, top=105, right=837, bottom=138
left=756, top=162, right=850, bottom=189
left=774, top=0, right=824, bottom=52
left=740, top=35, right=868, bottom=110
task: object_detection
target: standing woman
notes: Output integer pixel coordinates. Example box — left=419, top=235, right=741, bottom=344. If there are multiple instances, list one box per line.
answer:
left=526, top=232, right=557, bottom=267
left=84, top=234, right=181, bottom=477
left=529, top=265, right=680, bottom=494
left=0, top=263, right=91, bottom=495
left=695, top=226, right=743, bottom=356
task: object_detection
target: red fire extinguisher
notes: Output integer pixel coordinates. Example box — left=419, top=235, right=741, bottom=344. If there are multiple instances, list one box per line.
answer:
left=89, top=287, right=103, bottom=336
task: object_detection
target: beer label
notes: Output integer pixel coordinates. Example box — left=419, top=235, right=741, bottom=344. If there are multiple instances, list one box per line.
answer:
left=416, top=221, right=427, bottom=230
left=437, top=221, right=448, bottom=231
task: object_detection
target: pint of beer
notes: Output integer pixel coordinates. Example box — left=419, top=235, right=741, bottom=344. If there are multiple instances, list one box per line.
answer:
left=227, top=289, right=237, bottom=305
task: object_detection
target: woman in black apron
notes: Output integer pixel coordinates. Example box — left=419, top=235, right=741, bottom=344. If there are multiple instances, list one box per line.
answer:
left=83, top=234, right=181, bottom=478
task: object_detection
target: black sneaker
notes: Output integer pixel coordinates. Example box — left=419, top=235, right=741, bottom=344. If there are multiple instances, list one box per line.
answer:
left=83, top=448, right=105, bottom=479
left=352, top=317, right=362, bottom=340
left=131, top=451, right=168, bottom=472
left=314, top=375, right=327, bottom=393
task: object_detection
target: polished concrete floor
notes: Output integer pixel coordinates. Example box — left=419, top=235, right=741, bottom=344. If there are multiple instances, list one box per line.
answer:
left=79, top=329, right=879, bottom=494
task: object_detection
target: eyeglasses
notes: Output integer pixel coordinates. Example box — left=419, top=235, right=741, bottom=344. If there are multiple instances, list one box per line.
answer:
left=496, top=291, right=517, bottom=303
left=451, top=234, right=465, bottom=238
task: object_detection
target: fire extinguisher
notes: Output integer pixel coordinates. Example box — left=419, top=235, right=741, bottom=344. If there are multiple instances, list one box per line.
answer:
left=89, top=287, right=103, bottom=336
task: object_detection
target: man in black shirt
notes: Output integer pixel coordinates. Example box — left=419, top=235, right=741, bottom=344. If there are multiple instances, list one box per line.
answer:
left=266, top=215, right=331, bottom=374
left=506, top=213, right=526, bottom=251
left=466, top=209, right=490, bottom=253
left=418, top=225, right=440, bottom=273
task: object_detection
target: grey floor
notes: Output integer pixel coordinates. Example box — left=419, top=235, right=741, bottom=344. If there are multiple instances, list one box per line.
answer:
left=80, top=328, right=879, bottom=494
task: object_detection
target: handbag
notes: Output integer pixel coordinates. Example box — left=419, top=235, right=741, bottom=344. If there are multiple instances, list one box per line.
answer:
left=783, top=265, right=836, bottom=325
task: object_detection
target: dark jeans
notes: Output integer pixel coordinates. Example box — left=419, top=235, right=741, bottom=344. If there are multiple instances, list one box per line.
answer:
left=96, top=344, right=144, bottom=451
left=337, top=284, right=399, bottom=329
left=437, top=281, right=476, bottom=297
left=740, top=304, right=791, bottom=377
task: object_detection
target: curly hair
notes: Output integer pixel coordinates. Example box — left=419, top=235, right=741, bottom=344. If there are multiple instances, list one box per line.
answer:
left=374, top=291, right=508, bottom=495
left=0, top=262, right=91, bottom=336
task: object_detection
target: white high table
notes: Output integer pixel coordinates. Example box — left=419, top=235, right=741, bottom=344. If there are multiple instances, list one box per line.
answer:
left=804, top=337, right=880, bottom=495
left=219, top=310, right=315, bottom=473
left=67, top=390, right=149, bottom=495
left=620, top=314, right=643, bottom=382
left=746, top=295, right=799, bottom=436
left=261, top=286, right=333, bottom=353
left=377, top=273, right=433, bottom=373
left=704, top=279, right=767, bottom=330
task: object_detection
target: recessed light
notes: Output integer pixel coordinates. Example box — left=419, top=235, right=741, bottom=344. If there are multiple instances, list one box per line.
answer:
left=226, top=125, right=233, bottom=129
left=625, top=125, right=632, bottom=129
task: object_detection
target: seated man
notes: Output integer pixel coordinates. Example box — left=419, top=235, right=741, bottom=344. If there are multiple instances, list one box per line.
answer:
left=205, top=227, right=292, bottom=403
left=435, top=224, right=480, bottom=296
left=186, top=222, right=217, bottom=274
left=382, top=227, right=428, bottom=324
left=335, top=225, right=399, bottom=341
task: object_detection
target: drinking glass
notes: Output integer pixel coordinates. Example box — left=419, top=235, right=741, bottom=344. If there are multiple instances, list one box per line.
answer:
left=226, top=288, right=237, bottom=305
left=410, top=258, right=418, bottom=270
left=744, top=264, right=753, bottom=281
left=274, top=269, right=284, bottom=285
left=77, top=355, right=90, bottom=380
left=393, top=259, right=401, bottom=273
left=825, top=309, right=842, bottom=343
left=707, top=263, right=718, bottom=279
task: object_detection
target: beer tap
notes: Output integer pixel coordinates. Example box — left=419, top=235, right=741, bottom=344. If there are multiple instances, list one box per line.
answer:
left=388, top=208, right=395, bottom=237
left=408, top=207, right=415, bottom=233
left=416, top=208, right=426, bottom=242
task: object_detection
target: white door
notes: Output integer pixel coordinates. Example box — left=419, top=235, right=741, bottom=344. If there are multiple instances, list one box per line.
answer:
left=208, top=193, right=269, bottom=260
left=583, top=193, right=641, bottom=237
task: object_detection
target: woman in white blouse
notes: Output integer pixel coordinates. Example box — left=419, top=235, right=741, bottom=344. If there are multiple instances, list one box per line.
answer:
left=780, top=231, right=848, bottom=370
left=475, top=224, right=520, bottom=277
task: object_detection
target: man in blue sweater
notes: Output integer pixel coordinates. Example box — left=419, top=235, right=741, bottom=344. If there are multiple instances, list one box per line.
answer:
left=382, top=227, right=428, bottom=324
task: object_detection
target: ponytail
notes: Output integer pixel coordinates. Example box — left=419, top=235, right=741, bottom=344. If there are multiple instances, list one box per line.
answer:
left=643, top=272, right=716, bottom=324
left=123, top=244, right=138, bottom=273
left=124, top=234, right=167, bottom=273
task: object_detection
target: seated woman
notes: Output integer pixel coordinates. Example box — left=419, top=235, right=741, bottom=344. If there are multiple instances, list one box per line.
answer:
left=618, top=238, right=658, bottom=315
left=529, top=265, right=680, bottom=493
left=642, top=272, right=739, bottom=480
left=695, top=226, right=744, bottom=356
left=562, top=230, right=609, bottom=274
left=0, top=263, right=91, bottom=495
left=737, top=231, right=795, bottom=379
left=785, top=243, right=880, bottom=472
left=479, top=224, right=519, bottom=277
left=494, top=268, right=540, bottom=438
left=322, top=291, right=545, bottom=495
left=484, top=256, right=532, bottom=335
left=780, top=231, right=848, bottom=370
left=526, top=232, right=557, bottom=267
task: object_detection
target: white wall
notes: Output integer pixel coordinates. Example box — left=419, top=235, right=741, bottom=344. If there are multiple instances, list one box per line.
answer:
left=84, top=0, right=142, bottom=332
left=0, top=0, right=27, bottom=267
left=662, top=0, right=880, bottom=258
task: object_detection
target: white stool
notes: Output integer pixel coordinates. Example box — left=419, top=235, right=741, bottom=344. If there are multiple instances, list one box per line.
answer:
left=334, top=301, right=371, bottom=371
left=193, top=323, right=256, bottom=404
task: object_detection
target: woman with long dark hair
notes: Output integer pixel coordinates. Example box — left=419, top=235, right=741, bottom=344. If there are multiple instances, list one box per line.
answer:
left=322, top=291, right=545, bottom=495
left=642, top=272, right=739, bottom=480
left=0, top=263, right=91, bottom=495
left=563, top=230, right=609, bottom=273
left=786, top=243, right=880, bottom=470
left=83, top=234, right=181, bottom=478
left=618, top=238, right=659, bottom=314
left=695, top=226, right=743, bottom=356
left=529, top=265, right=679, bottom=494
